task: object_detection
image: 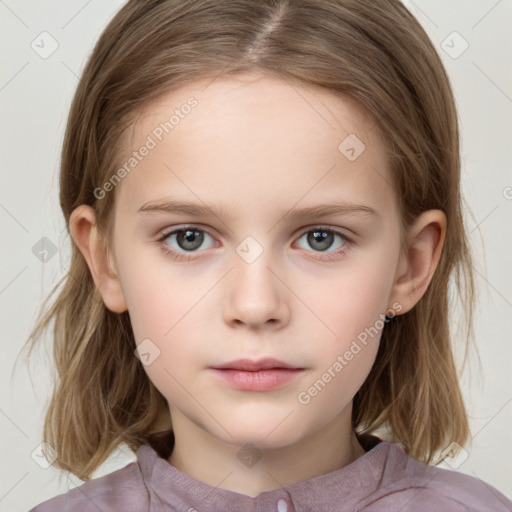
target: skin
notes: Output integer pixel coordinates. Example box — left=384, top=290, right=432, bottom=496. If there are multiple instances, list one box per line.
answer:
left=70, top=73, right=446, bottom=497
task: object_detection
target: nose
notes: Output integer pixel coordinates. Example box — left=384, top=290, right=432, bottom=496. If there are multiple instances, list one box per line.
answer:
left=222, top=243, right=290, bottom=330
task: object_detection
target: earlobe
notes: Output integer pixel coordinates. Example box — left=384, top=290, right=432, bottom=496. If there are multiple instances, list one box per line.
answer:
left=69, top=205, right=128, bottom=313
left=390, top=210, right=446, bottom=315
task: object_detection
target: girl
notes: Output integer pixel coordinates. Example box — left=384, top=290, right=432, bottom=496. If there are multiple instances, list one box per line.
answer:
left=24, top=0, right=512, bottom=510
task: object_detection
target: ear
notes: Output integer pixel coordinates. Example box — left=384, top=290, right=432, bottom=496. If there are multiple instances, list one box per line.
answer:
left=390, top=209, right=446, bottom=315
left=69, top=205, right=128, bottom=313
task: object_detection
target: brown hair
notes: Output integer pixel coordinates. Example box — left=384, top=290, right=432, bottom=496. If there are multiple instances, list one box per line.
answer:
left=20, top=0, right=475, bottom=480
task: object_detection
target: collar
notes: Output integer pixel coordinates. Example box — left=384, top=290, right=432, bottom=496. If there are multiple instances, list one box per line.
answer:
left=136, top=431, right=397, bottom=511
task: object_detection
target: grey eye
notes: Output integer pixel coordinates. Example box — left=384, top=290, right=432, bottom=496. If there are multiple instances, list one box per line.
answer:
left=164, top=228, right=214, bottom=252
left=296, top=229, right=347, bottom=253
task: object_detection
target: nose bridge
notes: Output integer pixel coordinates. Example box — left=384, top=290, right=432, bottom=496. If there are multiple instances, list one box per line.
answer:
left=224, top=234, right=288, bottom=328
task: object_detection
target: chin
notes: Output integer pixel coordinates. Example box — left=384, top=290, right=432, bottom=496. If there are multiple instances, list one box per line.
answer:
left=214, top=420, right=306, bottom=451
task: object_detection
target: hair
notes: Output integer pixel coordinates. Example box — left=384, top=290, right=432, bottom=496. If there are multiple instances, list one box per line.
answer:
left=20, top=0, right=475, bottom=481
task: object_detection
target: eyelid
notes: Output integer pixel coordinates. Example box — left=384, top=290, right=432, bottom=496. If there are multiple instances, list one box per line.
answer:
left=157, top=224, right=353, bottom=242
left=295, top=224, right=353, bottom=240
left=157, top=223, right=218, bottom=239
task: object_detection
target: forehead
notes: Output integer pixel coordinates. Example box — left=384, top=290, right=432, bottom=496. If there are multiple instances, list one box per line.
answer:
left=114, top=73, right=395, bottom=219
left=124, top=73, right=379, bottom=151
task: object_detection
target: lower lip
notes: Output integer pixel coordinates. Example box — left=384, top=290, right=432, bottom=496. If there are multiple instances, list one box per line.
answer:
left=210, top=368, right=304, bottom=391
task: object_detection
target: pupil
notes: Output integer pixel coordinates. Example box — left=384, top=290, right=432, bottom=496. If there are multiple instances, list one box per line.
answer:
left=178, top=229, right=203, bottom=250
left=309, top=230, right=332, bottom=251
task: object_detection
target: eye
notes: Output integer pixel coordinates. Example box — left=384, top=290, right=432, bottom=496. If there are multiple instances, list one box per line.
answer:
left=295, top=227, right=350, bottom=260
left=157, top=225, right=352, bottom=262
left=157, top=226, right=216, bottom=260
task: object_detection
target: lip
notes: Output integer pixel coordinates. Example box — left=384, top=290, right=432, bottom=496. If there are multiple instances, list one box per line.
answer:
left=211, top=358, right=301, bottom=371
left=210, top=358, right=305, bottom=391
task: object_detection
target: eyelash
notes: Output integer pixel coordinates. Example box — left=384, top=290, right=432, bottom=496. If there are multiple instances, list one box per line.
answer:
left=156, top=225, right=352, bottom=262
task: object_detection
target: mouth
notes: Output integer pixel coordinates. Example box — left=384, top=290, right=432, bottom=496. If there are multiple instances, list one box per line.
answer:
left=211, top=357, right=302, bottom=371
left=210, top=358, right=305, bottom=391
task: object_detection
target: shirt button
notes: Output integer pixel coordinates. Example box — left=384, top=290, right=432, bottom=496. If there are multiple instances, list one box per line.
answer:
left=276, top=498, right=288, bottom=512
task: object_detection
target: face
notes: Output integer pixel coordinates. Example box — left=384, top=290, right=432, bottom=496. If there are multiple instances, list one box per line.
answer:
left=108, top=73, right=403, bottom=450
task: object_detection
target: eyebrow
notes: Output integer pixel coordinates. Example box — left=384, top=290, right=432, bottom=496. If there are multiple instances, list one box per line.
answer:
left=137, top=198, right=378, bottom=219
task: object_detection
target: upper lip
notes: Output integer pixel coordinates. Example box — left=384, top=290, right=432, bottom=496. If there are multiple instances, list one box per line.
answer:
left=211, top=358, right=302, bottom=371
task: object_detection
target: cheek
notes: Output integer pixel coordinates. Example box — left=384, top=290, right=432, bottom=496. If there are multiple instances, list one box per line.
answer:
left=310, top=246, right=399, bottom=342
left=296, top=282, right=389, bottom=419
left=115, top=245, right=190, bottom=341
left=115, top=252, right=213, bottom=386
left=300, top=243, right=399, bottom=393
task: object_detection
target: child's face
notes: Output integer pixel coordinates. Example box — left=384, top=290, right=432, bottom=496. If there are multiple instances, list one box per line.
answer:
left=109, top=73, right=403, bottom=449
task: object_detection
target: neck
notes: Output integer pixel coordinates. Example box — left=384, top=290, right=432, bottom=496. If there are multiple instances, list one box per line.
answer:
left=167, top=405, right=366, bottom=497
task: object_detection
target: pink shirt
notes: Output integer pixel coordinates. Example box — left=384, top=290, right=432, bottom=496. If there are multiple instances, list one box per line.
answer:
left=29, top=433, right=512, bottom=511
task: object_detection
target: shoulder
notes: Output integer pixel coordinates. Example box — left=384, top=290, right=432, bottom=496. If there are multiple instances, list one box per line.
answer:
left=359, top=442, right=512, bottom=512
left=27, top=461, right=148, bottom=512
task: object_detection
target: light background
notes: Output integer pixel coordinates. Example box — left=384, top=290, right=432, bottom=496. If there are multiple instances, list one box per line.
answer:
left=1, top=1, right=511, bottom=510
